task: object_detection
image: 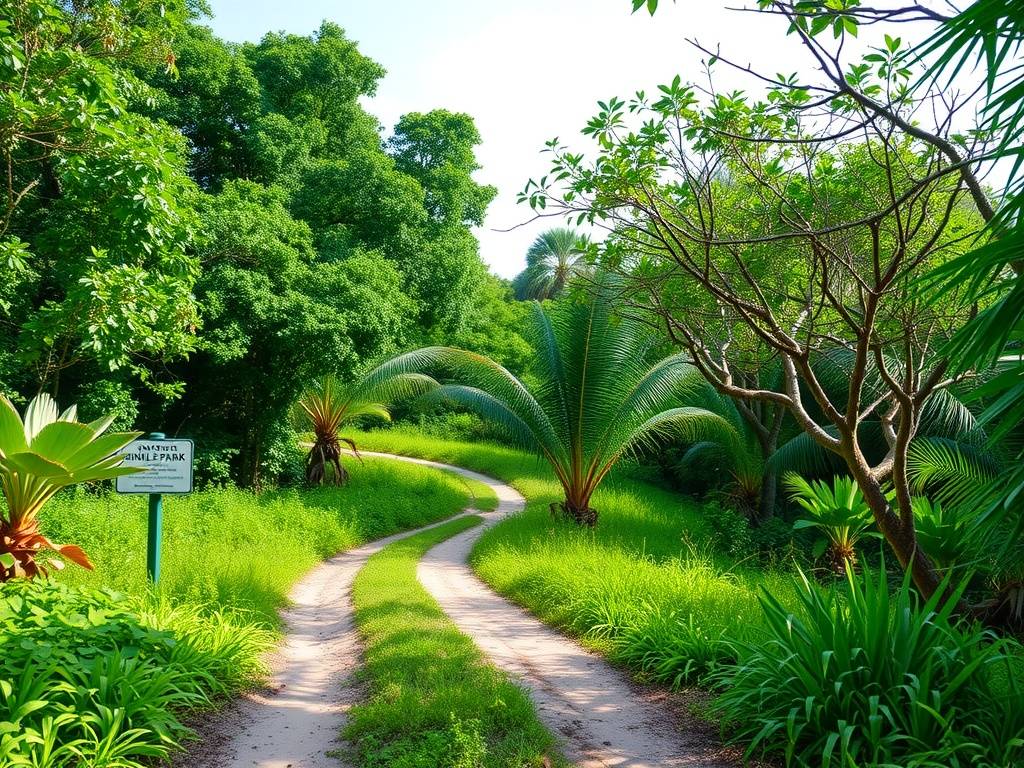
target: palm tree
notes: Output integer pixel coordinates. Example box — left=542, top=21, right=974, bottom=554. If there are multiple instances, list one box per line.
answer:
left=295, top=367, right=434, bottom=486
left=513, top=228, right=589, bottom=301
left=378, top=292, right=736, bottom=525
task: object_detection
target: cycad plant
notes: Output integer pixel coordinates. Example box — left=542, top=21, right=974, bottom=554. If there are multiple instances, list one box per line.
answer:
left=295, top=368, right=435, bottom=486
left=784, top=474, right=879, bottom=576
left=0, top=393, right=141, bottom=580
left=379, top=295, right=736, bottom=525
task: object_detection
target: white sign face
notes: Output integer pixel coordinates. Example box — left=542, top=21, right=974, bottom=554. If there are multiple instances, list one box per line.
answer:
left=115, top=439, right=194, bottom=494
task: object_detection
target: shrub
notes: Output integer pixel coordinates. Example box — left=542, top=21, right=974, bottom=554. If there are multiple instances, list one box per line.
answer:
left=702, top=500, right=753, bottom=559
left=713, top=563, right=1024, bottom=767
left=0, top=579, right=272, bottom=767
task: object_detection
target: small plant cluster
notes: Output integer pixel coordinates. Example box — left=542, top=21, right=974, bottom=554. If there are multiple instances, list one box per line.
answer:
left=714, top=564, right=1024, bottom=768
left=0, top=579, right=272, bottom=767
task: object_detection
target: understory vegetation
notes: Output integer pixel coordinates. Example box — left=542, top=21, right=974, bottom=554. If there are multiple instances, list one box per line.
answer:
left=357, top=428, right=1024, bottom=766
left=0, top=458, right=472, bottom=766
left=347, top=515, right=561, bottom=768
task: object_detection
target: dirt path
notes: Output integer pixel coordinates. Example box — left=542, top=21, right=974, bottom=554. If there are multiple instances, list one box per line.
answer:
left=373, top=452, right=744, bottom=768
left=173, top=508, right=471, bottom=768
left=178, top=451, right=746, bottom=768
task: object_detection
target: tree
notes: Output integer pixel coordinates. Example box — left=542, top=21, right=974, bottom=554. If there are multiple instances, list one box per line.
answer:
left=381, top=287, right=736, bottom=525
left=0, top=0, right=200, bottom=397
left=521, top=8, right=992, bottom=597
left=295, top=368, right=434, bottom=486
left=513, top=228, right=590, bottom=300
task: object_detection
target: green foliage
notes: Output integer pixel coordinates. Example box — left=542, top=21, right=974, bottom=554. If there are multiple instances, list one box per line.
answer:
left=783, top=474, right=879, bottom=575
left=0, top=579, right=273, bottom=768
left=713, top=564, right=1024, bottom=768
left=0, top=0, right=200, bottom=394
left=380, top=289, right=737, bottom=524
left=512, top=228, right=590, bottom=301
left=347, top=516, right=562, bottom=768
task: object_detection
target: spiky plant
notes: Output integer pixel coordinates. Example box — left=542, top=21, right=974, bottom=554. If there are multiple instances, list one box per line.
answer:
left=0, top=393, right=141, bottom=580
left=784, top=474, right=880, bottom=577
left=295, top=368, right=435, bottom=486
left=378, top=294, right=737, bottom=526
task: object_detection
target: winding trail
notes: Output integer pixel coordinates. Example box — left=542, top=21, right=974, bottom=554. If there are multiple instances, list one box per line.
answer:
left=173, top=501, right=472, bottom=768
left=178, top=451, right=744, bottom=768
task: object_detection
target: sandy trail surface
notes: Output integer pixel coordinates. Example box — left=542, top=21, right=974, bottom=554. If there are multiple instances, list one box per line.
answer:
left=172, top=504, right=470, bottom=768
left=177, top=451, right=745, bottom=768
left=382, top=453, right=743, bottom=768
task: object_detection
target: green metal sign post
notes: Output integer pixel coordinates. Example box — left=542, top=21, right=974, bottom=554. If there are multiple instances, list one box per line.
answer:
left=115, top=431, right=194, bottom=587
left=146, top=432, right=165, bottom=584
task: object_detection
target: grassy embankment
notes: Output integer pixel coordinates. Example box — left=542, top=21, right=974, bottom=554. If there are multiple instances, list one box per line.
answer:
left=347, top=515, right=563, bottom=768
left=1, top=457, right=473, bottom=767
left=353, top=429, right=800, bottom=686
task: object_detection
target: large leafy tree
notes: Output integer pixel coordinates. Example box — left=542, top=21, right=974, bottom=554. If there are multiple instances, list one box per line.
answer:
left=0, top=0, right=200, bottom=398
left=522, top=7, right=991, bottom=596
left=381, top=288, right=736, bottom=525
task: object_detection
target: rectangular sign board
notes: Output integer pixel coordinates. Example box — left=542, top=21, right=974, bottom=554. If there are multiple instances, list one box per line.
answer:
left=116, top=438, right=194, bottom=494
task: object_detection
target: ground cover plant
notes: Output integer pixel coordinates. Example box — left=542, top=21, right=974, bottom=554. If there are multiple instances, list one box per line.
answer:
left=0, top=579, right=271, bottom=767
left=347, top=515, right=562, bottom=768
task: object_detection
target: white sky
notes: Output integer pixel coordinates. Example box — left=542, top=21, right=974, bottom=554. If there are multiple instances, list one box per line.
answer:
left=205, top=1, right=962, bottom=279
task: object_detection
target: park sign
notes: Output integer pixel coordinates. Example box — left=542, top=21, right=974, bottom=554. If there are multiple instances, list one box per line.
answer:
left=116, top=437, right=194, bottom=494
left=115, top=433, right=193, bottom=584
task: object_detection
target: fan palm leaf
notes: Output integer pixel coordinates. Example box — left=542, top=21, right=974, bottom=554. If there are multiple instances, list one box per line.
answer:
left=379, top=289, right=737, bottom=525
left=513, top=228, right=590, bottom=300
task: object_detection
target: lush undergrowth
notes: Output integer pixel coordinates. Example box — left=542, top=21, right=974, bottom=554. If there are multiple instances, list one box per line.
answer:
left=356, top=428, right=1024, bottom=766
left=43, top=457, right=471, bottom=625
left=355, top=429, right=797, bottom=684
left=347, top=515, right=562, bottom=768
left=0, top=580, right=271, bottom=767
left=1, top=457, right=471, bottom=767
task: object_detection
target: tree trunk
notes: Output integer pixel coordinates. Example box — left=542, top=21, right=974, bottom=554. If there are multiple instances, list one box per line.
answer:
left=847, top=454, right=944, bottom=599
left=757, top=470, right=777, bottom=523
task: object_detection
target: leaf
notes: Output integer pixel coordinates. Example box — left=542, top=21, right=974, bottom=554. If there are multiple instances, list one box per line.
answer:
left=57, top=544, right=94, bottom=570
left=0, top=396, right=27, bottom=456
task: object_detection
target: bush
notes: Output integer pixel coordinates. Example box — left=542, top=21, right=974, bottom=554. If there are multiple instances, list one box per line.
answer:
left=0, top=580, right=272, bottom=767
left=713, top=563, right=1024, bottom=767
left=702, top=500, right=753, bottom=559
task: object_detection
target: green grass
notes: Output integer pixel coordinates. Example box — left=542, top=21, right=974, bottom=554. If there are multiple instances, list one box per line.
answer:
left=352, top=428, right=802, bottom=685
left=42, top=456, right=472, bottom=626
left=442, top=469, right=500, bottom=512
left=346, top=515, right=562, bottom=768
left=0, top=456, right=475, bottom=768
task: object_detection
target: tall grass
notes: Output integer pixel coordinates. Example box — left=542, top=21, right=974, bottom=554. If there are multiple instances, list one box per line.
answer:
left=347, top=515, right=563, bottom=768
left=42, top=457, right=472, bottom=624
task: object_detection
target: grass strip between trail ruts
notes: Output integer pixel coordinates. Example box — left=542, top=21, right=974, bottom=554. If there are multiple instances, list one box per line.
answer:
left=346, top=515, right=563, bottom=768
left=443, top=469, right=501, bottom=511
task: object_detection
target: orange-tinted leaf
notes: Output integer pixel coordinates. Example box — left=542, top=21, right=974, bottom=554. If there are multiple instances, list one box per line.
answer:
left=58, top=544, right=93, bottom=570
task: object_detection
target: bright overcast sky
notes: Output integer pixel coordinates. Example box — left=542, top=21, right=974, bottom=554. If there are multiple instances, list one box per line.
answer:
left=202, top=1, right=922, bottom=278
